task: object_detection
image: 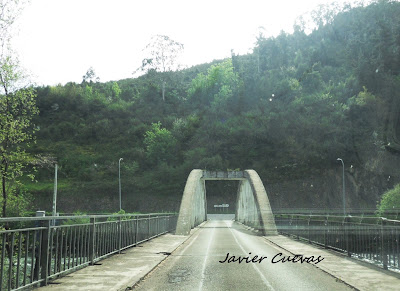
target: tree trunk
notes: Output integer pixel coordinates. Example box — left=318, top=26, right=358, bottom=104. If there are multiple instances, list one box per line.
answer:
left=162, top=81, right=166, bottom=102
left=2, top=160, right=7, bottom=217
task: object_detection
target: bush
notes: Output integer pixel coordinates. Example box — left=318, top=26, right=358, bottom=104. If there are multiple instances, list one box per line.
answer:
left=377, top=184, right=400, bottom=217
left=62, top=211, right=90, bottom=225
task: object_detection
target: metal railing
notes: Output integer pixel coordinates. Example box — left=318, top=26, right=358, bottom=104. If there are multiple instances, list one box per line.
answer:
left=273, top=208, right=400, bottom=219
left=0, top=213, right=177, bottom=290
left=274, top=214, right=400, bottom=271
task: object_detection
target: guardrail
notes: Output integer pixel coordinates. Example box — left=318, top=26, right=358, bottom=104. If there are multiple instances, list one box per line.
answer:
left=273, top=209, right=400, bottom=219
left=0, top=213, right=177, bottom=290
left=274, top=214, right=400, bottom=271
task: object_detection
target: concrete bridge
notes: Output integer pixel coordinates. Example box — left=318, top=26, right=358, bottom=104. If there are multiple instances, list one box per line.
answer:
left=175, top=169, right=277, bottom=236
left=3, top=170, right=399, bottom=290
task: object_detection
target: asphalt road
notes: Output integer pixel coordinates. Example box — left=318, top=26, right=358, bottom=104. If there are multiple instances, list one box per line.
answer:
left=133, top=219, right=353, bottom=291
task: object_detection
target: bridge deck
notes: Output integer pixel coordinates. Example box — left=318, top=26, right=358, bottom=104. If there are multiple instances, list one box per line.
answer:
left=134, top=220, right=351, bottom=290
left=36, top=218, right=400, bottom=290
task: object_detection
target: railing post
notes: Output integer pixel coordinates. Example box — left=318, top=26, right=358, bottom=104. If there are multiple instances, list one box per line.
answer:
left=324, top=215, right=328, bottom=248
left=135, top=216, right=138, bottom=244
left=294, top=215, right=299, bottom=240
left=40, top=220, right=51, bottom=286
left=89, top=217, right=96, bottom=265
left=156, top=216, right=159, bottom=235
left=33, top=211, right=44, bottom=281
left=344, top=216, right=351, bottom=257
left=381, top=218, right=388, bottom=270
left=118, top=216, right=122, bottom=253
left=148, top=214, right=151, bottom=238
left=308, top=215, right=311, bottom=243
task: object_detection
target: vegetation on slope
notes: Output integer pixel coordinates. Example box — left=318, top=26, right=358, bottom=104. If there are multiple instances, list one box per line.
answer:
left=10, top=0, right=400, bottom=214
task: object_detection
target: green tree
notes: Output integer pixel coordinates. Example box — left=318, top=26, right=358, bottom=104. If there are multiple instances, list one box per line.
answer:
left=135, top=35, right=184, bottom=101
left=377, top=184, right=400, bottom=217
left=105, top=81, right=121, bottom=101
left=187, top=59, right=241, bottom=112
left=144, top=122, right=177, bottom=165
left=0, top=0, right=38, bottom=217
left=82, top=66, right=100, bottom=83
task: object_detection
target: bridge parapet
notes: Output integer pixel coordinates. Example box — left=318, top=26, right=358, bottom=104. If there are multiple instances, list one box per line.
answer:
left=175, top=169, right=277, bottom=235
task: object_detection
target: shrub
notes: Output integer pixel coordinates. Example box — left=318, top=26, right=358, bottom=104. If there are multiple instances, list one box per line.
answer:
left=377, top=184, right=400, bottom=218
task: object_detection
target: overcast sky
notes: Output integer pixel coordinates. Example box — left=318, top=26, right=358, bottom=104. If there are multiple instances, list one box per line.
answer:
left=12, top=0, right=353, bottom=86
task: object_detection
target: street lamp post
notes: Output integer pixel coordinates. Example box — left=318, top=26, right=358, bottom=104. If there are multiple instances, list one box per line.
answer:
left=337, top=158, right=346, bottom=215
left=52, top=163, right=58, bottom=226
left=52, top=163, right=58, bottom=217
left=119, top=158, right=123, bottom=211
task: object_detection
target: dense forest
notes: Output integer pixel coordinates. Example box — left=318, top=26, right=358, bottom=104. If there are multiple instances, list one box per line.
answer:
left=7, top=0, right=400, bottom=216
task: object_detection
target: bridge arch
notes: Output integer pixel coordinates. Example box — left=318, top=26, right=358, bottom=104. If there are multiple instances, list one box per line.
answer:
left=175, top=169, right=277, bottom=235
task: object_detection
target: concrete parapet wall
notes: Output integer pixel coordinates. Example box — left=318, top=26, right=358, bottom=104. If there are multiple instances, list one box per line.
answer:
left=175, top=169, right=206, bottom=235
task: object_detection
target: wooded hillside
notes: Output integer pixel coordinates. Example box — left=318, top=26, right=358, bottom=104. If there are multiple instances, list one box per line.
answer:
left=22, top=1, right=400, bottom=214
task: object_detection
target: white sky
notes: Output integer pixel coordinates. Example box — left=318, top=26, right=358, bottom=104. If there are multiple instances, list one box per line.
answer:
left=12, top=0, right=352, bottom=86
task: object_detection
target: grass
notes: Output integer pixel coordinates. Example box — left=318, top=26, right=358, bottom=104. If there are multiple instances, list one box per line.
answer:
left=22, top=179, right=72, bottom=192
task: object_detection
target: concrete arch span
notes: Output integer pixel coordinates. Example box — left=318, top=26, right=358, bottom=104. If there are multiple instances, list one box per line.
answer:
left=175, top=169, right=277, bottom=235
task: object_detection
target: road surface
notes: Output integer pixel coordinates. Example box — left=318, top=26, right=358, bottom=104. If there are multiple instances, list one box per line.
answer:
left=133, top=219, right=353, bottom=290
